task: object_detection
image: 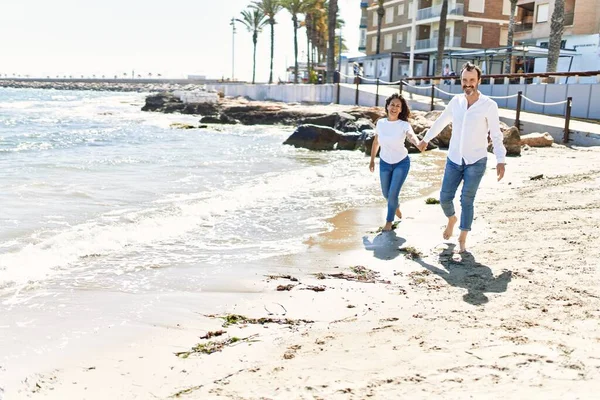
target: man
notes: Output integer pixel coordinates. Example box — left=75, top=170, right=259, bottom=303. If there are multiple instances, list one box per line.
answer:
left=417, top=62, right=506, bottom=253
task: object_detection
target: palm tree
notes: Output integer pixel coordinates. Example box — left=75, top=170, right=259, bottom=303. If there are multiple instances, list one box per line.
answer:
left=375, top=0, right=385, bottom=55
left=435, top=0, right=449, bottom=76
left=281, top=0, right=305, bottom=84
left=237, top=7, right=269, bottom=84
left=327, top=0, right=338, bottom=82
left=505, top=0, right=518, bottom=73
left=547, top=0, right=565, bottom=74
left=252, top=0, right=283, bottom=84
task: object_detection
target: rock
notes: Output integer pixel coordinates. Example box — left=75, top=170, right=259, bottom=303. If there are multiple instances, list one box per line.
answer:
left=489, top=126, right=521, bottom=156
left=170, top=123, right=197, bottom=129
left=142, top=93, right=184, bottom=113
left=357, top=129, right=376, bottom=154
left=299, top=114, right=338, bottom=127
left=333, top=112, right=358, bottom=132
left=337, top=132, right=363, bottom=150
left=283, top=124, right=345, bottom=151
left=355, top=118, right=376, bottom=132
left=520, top=132, right=554, bottom=147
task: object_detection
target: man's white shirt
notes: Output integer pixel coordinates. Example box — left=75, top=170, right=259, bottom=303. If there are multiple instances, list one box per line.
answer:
left=423, top=92, right=506, bottom=165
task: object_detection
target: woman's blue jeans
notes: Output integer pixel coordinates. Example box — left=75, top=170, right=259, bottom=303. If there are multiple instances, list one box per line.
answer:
left=440, top=157, right=487, bottom=231
left=379, top=156, right=411, bottom=223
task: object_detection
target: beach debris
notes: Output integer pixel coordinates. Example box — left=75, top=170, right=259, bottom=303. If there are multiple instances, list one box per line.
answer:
left=283, top=344, right=302, bottom=359
left=169, top=122, right=197, bottom=129
left=313, top=265, right=389, bottom=284
left=426, top=197, right=441, bottom=204
left=301, top=285, right=326, bottom=292
left=204, top=314, right=313, bottom=328
left=199, top=330, right=226, bottom=340
left=530, top=174, right=544, bottom=180
left=399, top=246, right=423, bottom=259
left=170, top=385, right=204, bottom=398
left=276, top=284, right=296, bottom=291
left=264, top=302, right=288, bottom=316
left=174, top=334, right=259, bottom=358
left=266, top=274, right=299, bottom=282
left=371, top=220, right=401, bottom=233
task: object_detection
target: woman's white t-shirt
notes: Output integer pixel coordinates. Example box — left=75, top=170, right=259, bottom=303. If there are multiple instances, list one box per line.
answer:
left=375, top=118, right=415, bottom=164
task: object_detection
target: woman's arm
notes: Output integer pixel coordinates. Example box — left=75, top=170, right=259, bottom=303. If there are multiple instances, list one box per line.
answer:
left=369, top=134, right=380, bottom=172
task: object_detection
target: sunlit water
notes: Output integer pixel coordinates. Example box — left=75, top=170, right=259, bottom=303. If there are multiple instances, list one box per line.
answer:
left=0, top=88, right=444, bottom=389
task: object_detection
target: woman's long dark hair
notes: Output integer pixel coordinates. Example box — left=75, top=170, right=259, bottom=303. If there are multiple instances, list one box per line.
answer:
left=384, top=93, right=410, bottom=121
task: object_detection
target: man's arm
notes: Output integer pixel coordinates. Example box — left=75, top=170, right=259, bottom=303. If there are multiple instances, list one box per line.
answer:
left=487, top=101, right=507, bottom=180
left=416, top=98, right=454, bottom=151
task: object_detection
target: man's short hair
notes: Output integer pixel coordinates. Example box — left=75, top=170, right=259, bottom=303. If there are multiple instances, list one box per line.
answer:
left=461, top=62, right=482, bottom=80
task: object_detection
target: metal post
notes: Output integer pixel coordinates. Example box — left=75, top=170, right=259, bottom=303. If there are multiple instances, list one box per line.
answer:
left=430, top=83, right=435, bottom=111
left=336, top=82, right=341, bottom=105
left=399, top=80, right=403, bottom=95
left=355, top=77, right=359, bottom=105
left=375, top=78, right=380, bottom=107
left=230, top=18, right=236, bottom=81
left=564, top=97, right=572, bottom=144
left=515, top=91, right=522, bottom=129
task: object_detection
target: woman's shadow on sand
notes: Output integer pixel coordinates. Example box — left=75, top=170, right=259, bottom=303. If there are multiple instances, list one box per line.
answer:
left=362, top=231, right=406, bottom=261
left=415, top=244, right=512, bottom=305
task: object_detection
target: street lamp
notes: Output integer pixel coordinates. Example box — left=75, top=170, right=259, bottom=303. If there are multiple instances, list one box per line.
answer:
left=230, top=17, right=236, bottom=81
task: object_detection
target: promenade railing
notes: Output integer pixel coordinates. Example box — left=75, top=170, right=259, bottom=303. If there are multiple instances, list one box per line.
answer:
left=337, top=71, right=596, bottom=144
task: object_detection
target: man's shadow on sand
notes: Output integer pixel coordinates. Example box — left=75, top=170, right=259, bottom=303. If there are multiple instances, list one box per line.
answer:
left=414, top=244, right=512, bottom=305
left=362, top=230, right=406, bottom=261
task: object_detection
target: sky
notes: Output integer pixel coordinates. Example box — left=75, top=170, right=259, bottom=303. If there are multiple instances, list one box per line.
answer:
left=0, top=0, right=361, bottom=82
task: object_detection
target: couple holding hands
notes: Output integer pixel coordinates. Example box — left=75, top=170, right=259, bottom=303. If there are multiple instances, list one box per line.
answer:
left=369, top=63, right=506, bottom=253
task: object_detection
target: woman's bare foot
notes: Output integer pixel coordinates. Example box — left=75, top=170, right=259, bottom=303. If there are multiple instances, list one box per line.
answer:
left=395, top=207, right=402, bottom=219
left=443, top=215, right=458, bottom=240
left=383, top=222, right=393, bottom=231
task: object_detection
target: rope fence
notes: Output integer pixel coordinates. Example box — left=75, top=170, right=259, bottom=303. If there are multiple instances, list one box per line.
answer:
left=335, top=75, right=574, bottom=144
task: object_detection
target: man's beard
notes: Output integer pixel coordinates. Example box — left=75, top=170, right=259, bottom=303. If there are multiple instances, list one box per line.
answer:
left=463, top=85, right=476, bottom=95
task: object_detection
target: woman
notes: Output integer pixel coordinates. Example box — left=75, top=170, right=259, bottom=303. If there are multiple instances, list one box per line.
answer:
left=369, top=93, right=420, bottom=232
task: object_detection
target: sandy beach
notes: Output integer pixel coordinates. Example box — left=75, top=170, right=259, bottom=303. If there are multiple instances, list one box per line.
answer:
left=8, top=142, right=599, bottom=400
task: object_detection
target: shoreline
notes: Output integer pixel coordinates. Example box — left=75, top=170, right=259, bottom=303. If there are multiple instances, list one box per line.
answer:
left=7, top=147, right=600, bottom=398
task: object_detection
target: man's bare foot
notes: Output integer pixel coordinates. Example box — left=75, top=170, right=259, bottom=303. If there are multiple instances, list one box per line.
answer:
left=443, top=215, right=458, bottom=240
left=395, top=207, right=402, bottom=219
left=457, top=231, right=468, bottom=253
left=383, top=222, right=393, bottom=231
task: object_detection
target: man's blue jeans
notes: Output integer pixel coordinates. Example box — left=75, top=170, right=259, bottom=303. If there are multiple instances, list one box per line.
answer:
left=380, top=156, right=411, bottom=223
left=440, top=157, right=487, bottom=231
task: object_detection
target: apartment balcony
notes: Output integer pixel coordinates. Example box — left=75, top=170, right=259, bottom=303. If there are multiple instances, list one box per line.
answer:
left=417, top=2, right=464, bottom=21
left=360, top=16, right=367, bottom=28
left=360, top=2, right=368, bottom=8
left=564, top=12, right=574, bottom=26
left=514, top=22, right=533, bottom=32
left=415, top=35, right=462, bottom=50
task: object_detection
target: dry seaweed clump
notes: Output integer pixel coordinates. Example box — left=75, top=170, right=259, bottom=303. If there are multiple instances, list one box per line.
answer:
left=399, top=246, right=422, bottom=259
left=425, top=197, right=440, bottom=204
left=313, top=265, right=389, bottom=284
left=204, top=314, right=313, bottom=328
left=175, top=335, right=258, bottom=358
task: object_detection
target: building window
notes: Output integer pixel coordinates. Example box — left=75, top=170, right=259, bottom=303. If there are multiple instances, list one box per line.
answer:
left=408, top=2, right=413, bottom=19
left=384, top=34, right=393, bottom=49
left=398, top=3, right=404, bottom=16
left=500, top=27, right=509, bottom=46
left=468, top=0, right=484, bottom=13
left=466, top=25, right=483, bottom=44
left=537, top=3, right=549, bottom=23
left=373, top=11, right=378, bottom=26
left=397, top=32, right=403, bottom=43
left=360, top=30, right=367, bottom=47
left=502, top=0, right=511, bottom=16
left=372, top=36, right=378, bottom=52
left=385, top=8, right=393, bottom=24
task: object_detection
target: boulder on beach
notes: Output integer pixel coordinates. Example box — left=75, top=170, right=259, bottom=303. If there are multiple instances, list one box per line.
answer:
left=283, top=125, right=361, bottom=151
left=520, top=132, right=554, bottom=147
left=489, top=126, right=521, bottom=156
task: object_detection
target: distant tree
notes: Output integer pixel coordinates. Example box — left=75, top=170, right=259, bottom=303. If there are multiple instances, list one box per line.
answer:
left=237, top=7, right=269, bottom=84
left=547, top=0, right=565, bottom=74
left=326, top=0, right=337, bottom=83
left=435, top=0, right=449, bottom=77
left=252, top=0, right=283, bottom=84
left=505, top=0, right=518, bottom=73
